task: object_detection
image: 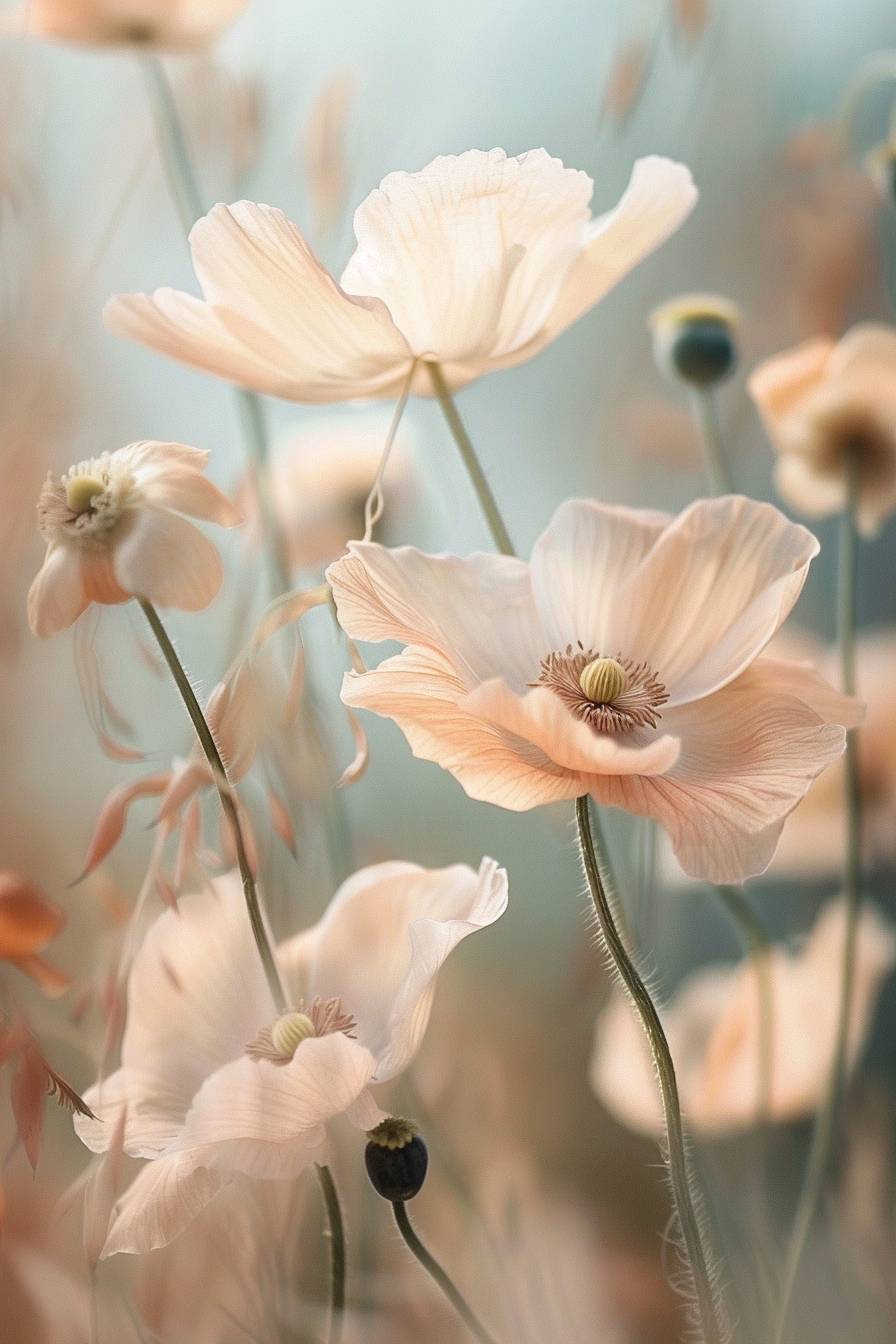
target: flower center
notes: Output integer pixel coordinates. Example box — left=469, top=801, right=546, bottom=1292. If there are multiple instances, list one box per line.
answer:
left=38, top=455, right=134, bottom=544
left=534, top=643, right=668, bottom=734
left=246, top=996, right=357, bottom=1065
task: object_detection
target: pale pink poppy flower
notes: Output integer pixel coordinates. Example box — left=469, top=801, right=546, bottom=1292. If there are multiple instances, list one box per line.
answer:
left=16, top=0, right=247, bottom=48
left=73, top=859, right=507, bottom=1255
left=104, top=149, right=697, bottom=401
left=590, top=899, right=896, bottom=1137
left=749, top=325, right=896, bottom=536
left=327, top=495, right=858, bottom=883
left=27, top=441, right=240, bottom=639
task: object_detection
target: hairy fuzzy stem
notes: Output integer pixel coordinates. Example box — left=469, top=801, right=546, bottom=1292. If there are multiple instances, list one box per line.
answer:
left=773, top=460, right=862, bottom=1344
left=139, top=599, right=286, bottom=1013
left=426, top=362, right=516, bottom=557
left=577, top=797, right=726, bottom=1344
left=392, top=1200, right=499, bottom=1344
left=690, top=386, right=734, bottom=495
left=316, top=1163, right=346, bottom=1343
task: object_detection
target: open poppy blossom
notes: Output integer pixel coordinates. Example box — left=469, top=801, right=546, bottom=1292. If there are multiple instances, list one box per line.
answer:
left=327, top=495, right=859, bottom=883
left=749, top=325, right=896, bottom=536
left=104, top=148, right=697, bottom=401
left=27, top=441, right=240, bottom=638
left=16, top=0, right=247, bottom=48
left=590, top=899, right=896, bottom=1136
left=74, top=859, right=507, bottom=1255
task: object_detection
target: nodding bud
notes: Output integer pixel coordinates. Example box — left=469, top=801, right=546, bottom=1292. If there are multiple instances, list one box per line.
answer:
left=579, top=656, right=628, bottom=704
left=365, top=1117, right=429, bottom=1202
left=650, top=294, right=740, bottom=388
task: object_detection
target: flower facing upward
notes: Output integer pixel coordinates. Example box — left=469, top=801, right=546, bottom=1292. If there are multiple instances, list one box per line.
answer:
left=28, top=441, right=240, bottom=638
left=327, top=496, right=859, bottom=883
left=104, top=149, right=697, bottom=401
left=590, top=899, right=896, bottom=1136
left=74, top=860, right=507, bottom=1255
left=18, top=0, right=247, bottom=49
left=749, top=325, right=896, bottom=535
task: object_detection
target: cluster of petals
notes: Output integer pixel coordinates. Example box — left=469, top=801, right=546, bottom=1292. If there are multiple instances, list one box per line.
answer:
left=74, top=859, right=507, bottom=1254
left=104, top=148, right=697, bottom=401
left=749, top=324, right=896, bottom=536
left=591, top=899, right=896, bottom=1136
left=327, top=495, right=860, bottom=883
left=15, top=0, right=247, bottom=49
left=28, top=440, right=239, bottom=639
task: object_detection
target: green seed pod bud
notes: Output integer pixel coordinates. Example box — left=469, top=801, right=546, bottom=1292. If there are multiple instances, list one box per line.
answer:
left=650, top=295, right=740, bottom=388
left=365, top=1117, right=429, bottom=1201
left=579, top=657, right=629, bottom=705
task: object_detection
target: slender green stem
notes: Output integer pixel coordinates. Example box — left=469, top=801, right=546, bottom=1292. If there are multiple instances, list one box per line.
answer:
left=576, top=797, right=726, bottom=1344
left=315, top=1164, right=346, bottom=1344
left=138, top=599, right=286, bottom=1013
left=713, top=884, right=774, bottom=1125
left=426, top=362, right=516, bottom=557
left=690, top=387, right=734, bottom=495
left=392, top=1200, right=499, bottom=1344
left=773, top=460, right=862, bottom=1344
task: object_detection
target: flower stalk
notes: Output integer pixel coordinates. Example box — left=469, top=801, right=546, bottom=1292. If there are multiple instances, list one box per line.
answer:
left=576, top=796, right=726, bottom=1344
left=138, top=598, right=286, bottom=1013
left=391, top=1199, right=499, bottom=1344
left=315, top=1163, right=346, bottom=1344
left=690, top=386, right=734, bottom=495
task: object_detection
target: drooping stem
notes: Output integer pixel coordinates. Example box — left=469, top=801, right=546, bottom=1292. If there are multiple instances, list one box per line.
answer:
left=392, top=1200, right=499, bottom=1344
left=713, top=884, right=774, bottom=1126
left=316, top=1164, right=346, bottom=1344
left=772, top=458, right=862, bottom=1344
left=690, top=386, right=734, bottom=495
left=138, top=599, right=286, bottom=1013
left=426, top=361, right=516, bottom=557
left=576, top=797, right=726, bottom=1344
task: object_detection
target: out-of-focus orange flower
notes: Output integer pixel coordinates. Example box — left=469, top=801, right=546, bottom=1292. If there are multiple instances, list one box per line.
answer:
left=0, top=874, right=68, bottom=997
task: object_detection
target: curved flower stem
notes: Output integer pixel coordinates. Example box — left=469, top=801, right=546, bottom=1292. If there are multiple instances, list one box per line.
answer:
left=138, top=599, right=286, bottom=1013
left=392, top=1200, right=499, bottom=1344
left=315, top=1163, right=346, bottom=1344
left=713, top=885, right=774, bottom=1126
left=773, top=461, right=862, bottom=1344
left=426, top=362, right=516, bottom=557
left=689, top=387, right=734, bottom=495
left=576, top=797, right=726, bottom=1344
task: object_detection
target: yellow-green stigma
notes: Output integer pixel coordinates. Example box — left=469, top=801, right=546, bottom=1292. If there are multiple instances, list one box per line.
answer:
left=65, top=475, right=105, bottom=515
left=579, top=657, right=629, bottom=705
left=270, top=1011, right=315, bottom=1057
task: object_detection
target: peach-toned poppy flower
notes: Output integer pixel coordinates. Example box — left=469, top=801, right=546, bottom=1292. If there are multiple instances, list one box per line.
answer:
left=16, top=0, right=247, bottom=48
left=27, top=441, right=240, bottom=639
left=749, top=325, right=896, bottom=535
left=327, top=496, right=858, bottom=883
left=104, top=149, right=697, bottom=401
left=74, top=859, right=507, bottom=1255
left=0, top=874, right=69, bottom=997
left=590, top=899, right=896, bottom=1136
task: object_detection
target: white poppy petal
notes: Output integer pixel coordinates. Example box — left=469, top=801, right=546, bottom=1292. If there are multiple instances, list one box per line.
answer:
left=101, top=1156, right=227, bottom=1257
left=27, top=545, right=88, bottom=638
left=113, top=506, right=224, bottom=610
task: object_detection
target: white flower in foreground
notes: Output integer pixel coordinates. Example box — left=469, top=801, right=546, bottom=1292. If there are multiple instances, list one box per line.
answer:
left=591, top=899, right=896, bottom=1137
left=104, top=149, right=697, bottom=401
left=27, top=441, right=239, bottom=638
left=74, top=860, right=507, bottom=1255
left=17, top=0, right=247, bottom=48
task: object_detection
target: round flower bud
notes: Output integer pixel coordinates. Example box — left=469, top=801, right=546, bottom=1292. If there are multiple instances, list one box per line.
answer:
left=579, top=657, right=628, bottom=705
left=650, top=294, right=740, bottom=388
left=365, top=1117, right=429, bottom=1202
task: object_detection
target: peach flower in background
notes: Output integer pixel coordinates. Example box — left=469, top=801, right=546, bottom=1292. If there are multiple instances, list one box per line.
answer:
left=74, top=859, right=507, bottom=1254
left=27, top=441, right=240, bottom=638
left=328, top=495, right=857, bottom=883
left=590, top=899, right=896, bottom=1136
left=16, top=0, right=247, bottom=48
left=0, top=874, right=69, bottom=997
left=104, top=149, right=697, bottom=401
left=749, top=324, right=896, bottom=535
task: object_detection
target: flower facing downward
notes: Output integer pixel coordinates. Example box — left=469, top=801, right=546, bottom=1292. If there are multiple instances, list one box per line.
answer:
left=18, top=0, right=248, bottom=49
left=104, top=149, right=697, bottom=402
left=590, top=900, right=896, bottom=1136
left=73, top=859, right=507, bottom=1255
left=749, top=325, right=896, bottom=535
left=327, top=496, right=860, bottom=883
left=27, top=441, right=240, bottom=638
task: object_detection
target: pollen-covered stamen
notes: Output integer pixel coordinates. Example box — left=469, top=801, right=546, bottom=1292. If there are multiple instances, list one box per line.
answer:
left=246, top=996, right=358, bottom=1065
left=38, top=454, right=135, bottom=544
left=533, top=643, right=668, bottom=734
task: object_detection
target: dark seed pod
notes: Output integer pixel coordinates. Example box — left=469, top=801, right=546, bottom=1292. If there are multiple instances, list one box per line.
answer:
left=365, top=1117, right=429, bottom=1201
left=668, top=318, right=737, bottom=386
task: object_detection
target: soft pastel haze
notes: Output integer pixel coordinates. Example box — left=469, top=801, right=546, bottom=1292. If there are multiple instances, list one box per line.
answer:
left=17, top=0, right=247, bottom=48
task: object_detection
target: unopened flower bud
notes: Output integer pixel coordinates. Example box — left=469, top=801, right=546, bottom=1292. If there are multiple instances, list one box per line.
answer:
left=650, top=295, right=740, bottom=388
left=365, top=1117, right=428, bottom=1201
